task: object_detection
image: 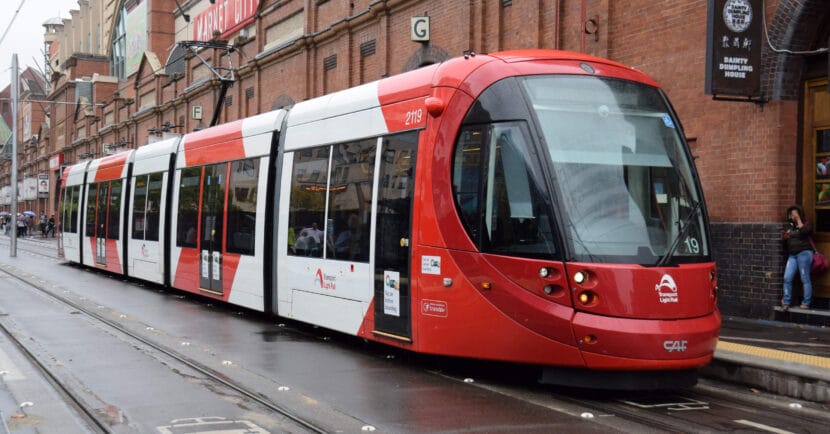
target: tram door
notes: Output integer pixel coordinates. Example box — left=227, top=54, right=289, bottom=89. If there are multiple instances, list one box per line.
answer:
left=373, top=131, right=418, bottom=340
left=200, top=163, right=226, bottom=293
left=94, top=183, right=108, bottom=265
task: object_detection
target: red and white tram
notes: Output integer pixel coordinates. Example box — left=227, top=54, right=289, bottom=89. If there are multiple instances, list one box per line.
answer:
left=60, top=50, right=720, bottom=388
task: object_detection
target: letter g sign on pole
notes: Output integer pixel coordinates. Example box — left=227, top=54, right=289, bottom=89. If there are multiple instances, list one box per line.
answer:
left=411, top=16, right=430, bottom=42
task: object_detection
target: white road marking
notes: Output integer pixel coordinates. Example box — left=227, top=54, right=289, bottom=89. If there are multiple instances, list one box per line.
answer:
left=734, top=419, right=795, bottom=434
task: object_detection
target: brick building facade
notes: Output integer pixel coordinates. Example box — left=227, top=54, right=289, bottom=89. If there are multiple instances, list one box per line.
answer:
left=1, top=0, right=828, bottom=318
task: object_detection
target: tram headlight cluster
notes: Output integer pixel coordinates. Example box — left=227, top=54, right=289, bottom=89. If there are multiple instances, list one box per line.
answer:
left=572, top=270, right=599, bottom=307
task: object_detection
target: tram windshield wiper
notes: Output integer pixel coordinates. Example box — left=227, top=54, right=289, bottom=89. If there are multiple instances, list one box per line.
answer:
left=656, top=199, right=702, bottom=267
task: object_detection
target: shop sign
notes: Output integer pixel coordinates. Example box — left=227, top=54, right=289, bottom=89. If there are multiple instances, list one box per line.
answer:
left=49, top=153, right=64, bottom=170
left=705, top=0, right=763, bottom=98
left=193, top=0, right=259, bottom=42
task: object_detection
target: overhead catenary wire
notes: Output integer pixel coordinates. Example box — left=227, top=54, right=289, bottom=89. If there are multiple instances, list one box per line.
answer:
left=0, top=0, right=27, bottom=49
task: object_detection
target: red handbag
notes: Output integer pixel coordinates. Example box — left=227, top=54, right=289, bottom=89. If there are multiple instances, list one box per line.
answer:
left=809, top=237, right=829, bottom=275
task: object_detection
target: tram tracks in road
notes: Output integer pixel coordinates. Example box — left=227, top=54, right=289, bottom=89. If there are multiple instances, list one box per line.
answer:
left=0, top=263, right=330, bottom=434
left=432, top=363, right=830, bottom=433
left=0, top=312, right=112, bottom=433
left=10, top=237, right=826, bottom=432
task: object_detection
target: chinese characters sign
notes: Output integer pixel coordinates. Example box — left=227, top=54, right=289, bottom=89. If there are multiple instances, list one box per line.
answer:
left=705, top=0, right=762, bottom=98
left=193, top=0, right=260, bottom=42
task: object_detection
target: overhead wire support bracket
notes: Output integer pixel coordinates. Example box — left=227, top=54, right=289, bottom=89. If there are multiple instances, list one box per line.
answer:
left=176, top=41, right=237, bottom=126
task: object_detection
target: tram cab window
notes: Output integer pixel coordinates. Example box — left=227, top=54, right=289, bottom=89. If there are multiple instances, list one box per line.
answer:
left=452, top=122, right=558, bottom=258
left=227, top=158, right=259, bottom=255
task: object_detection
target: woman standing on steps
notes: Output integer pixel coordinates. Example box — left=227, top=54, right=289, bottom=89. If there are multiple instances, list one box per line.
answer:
left=781, top=204, right=813, bottom=310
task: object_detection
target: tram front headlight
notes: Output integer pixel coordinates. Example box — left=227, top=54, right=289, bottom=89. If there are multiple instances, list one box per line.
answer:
left=573, top=271, right=587, bottom=284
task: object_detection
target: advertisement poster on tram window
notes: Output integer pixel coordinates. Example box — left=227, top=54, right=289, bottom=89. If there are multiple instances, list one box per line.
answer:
left=383, top=270, right=401, bottom=317
left=705, top=0, right=763, bottom=98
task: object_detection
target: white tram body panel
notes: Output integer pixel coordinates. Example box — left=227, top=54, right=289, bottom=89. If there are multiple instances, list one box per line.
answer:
left=127, top=137, right=180, bottom=284
left=80, top=151, right=135, bottom=273
left=60, top=161, right=91, bottom=263
left=169, top=110, right=285, bottom=312
left=277, top=81, right=401, bottom=335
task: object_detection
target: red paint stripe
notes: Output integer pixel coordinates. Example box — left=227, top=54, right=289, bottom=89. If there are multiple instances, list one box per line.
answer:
left=221, top=253, right=240, bottom=299
left=173, top=248, right=201, bottom=292
left=93, top=153, right=130, bottom=182
left=184, top=120, right=246, bottom=166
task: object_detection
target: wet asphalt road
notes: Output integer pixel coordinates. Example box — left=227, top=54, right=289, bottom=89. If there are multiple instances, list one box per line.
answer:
left=1, top=237, right=828, bottom=433
left=0, top=239, right=614, bottom=433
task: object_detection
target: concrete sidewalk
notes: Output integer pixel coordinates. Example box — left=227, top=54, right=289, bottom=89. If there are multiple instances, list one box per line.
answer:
left=704, top=316, right=830, bottom=403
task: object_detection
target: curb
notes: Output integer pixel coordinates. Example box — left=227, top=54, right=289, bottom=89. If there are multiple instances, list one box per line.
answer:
left=703, top=347, right=829, bottom=403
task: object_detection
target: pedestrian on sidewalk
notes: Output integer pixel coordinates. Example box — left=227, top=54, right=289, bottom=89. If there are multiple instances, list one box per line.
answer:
left=781, top=204, right=813, bottom=310
left=39, top=213, right=47, bottom=237
left=46, top=215, right=56, bottom=237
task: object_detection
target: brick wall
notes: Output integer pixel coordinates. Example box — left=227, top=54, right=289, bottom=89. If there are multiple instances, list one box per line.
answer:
left=712, top=222, right=787, bottom=318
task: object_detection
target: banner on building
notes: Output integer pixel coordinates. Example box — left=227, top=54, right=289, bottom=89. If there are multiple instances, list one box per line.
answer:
left=705, top=0, right=763, bottom=98
left=22, top=178, right=37, bottom=201
left=0, top=186, right=9, bottom=206
left=125, top=0, right=148, bottom=76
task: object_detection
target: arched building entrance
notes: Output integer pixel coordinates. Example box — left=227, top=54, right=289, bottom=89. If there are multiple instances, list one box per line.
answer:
left=767, top=1, right=830, bottom=301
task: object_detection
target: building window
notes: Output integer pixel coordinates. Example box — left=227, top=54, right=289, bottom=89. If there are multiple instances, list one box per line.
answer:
left=815, top=128, right=830, bottom=231
left=111, top=7, right=126, bottom=79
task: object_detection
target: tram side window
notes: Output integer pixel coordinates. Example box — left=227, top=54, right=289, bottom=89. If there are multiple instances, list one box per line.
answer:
left=288, top=148, right=330, bottom=257
left=107, top=180, right=122, bottom=239
left=132, top=175, right=148, bottom=239
left=325, top=139, right=375, bottom=262
left=227, top=159, right=259, bottom=255
left=70, top=186, right=80, bottom=233
left=61, top=186, right=71, bottom=233
left=132, top=173, right=163, bottom=241
left=145, top=173, right=162, bottom=242
left=86, top=183, right=98, bottom=237
left=177, top=167, right=201, bottom=248
left=452, top=122, right=558, bottom=258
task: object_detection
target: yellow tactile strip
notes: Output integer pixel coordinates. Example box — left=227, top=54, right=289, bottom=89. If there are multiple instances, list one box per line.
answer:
left=717, top=340, right=830, bottom=369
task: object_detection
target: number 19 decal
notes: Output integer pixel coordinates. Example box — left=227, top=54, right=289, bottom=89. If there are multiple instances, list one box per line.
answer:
left=683, top=237, right=700, bottom=254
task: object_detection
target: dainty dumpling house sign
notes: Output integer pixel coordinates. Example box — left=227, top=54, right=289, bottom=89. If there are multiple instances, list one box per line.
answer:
left=705, top=0, right=763, bottom=99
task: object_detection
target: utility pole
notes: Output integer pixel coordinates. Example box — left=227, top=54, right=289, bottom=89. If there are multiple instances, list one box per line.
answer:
left=10, top=54, right=18, bottom=257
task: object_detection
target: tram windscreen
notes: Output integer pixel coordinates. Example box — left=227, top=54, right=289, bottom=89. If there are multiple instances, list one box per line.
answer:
left=523, top=76, right=708, bottom=264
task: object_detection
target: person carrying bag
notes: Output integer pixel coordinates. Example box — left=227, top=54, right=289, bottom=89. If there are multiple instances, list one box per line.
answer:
left=781, top=204, right=816, bottom=310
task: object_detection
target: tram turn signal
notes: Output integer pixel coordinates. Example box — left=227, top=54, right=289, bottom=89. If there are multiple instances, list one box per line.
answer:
left=577, top=290, right=598, bottom=306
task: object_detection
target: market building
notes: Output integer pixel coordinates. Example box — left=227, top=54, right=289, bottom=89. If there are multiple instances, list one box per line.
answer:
left=0, top=0, right=828, bottom=318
